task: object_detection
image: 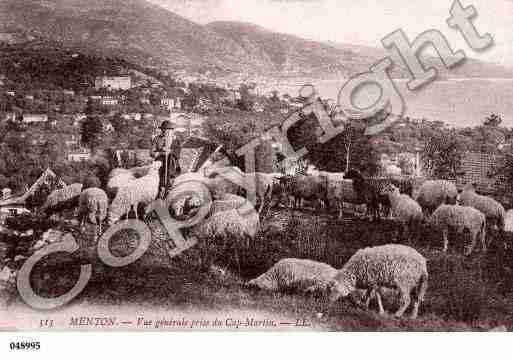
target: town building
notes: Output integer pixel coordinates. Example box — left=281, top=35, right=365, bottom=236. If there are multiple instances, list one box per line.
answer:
left=68, top=148, right=92, bottom=162
left=22, top=114, right=48, bottom=123
left=1, top=188, right=11, bottom=200
left=161, top=97, right=182, bottom=111
left=94, top=76, right=132, bottom=91
left=101, top=96, right=119, bottom=106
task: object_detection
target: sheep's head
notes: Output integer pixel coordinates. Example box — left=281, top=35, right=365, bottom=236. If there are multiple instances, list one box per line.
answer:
left=381, top=183, right=399, bottom=198
left=327, top=271, right=356, bottom=302
left=463, top=182, right=477, bottom=193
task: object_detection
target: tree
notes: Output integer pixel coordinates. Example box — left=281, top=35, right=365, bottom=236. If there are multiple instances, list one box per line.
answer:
left=494, top=152, right=513, bottom=206
left=422, top=131, right=465, bottom=179
left=80, top=116, right=104, bottom=151
left=237, top=84, right=256, bottom=111
left=110, top=113, right=130, bottom=136
left=286, top=112, right=379, bottom=175
left=484, top=113, right=502, bottom=127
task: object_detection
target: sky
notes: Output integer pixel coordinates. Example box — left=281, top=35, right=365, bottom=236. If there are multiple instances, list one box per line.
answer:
left=149, top=0, right=513, bottom=68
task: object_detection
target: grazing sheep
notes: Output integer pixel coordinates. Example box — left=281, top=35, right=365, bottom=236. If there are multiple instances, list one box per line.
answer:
left=328, top=244, right=428, bottom=319
left=106, top=172, right=136, bottom=199
left=279, top=174, right=328, bottom=210
left=505, top=209, right=513, bottom=233
left=107, top=168, right=132, bottom=180
left=343, top=169, right=382, bottom=221
left=388, top=176, right=415, bottom=198
left=381, top=184, right=423, bottom=243
left=428, top=204, right=486, bottom=255
left=40, top=183, right=83, bottom=217
left=169, top=193, right=260, bottom=273
left=108, top=164, right=153, bottom=180
left=415, top=180, right=458, bottom=216
left=246, top=258, right=337, bottom=294
left=176, top=168, right=241, bottom=200
left=383, top=164, right=402, bottom=177
left=107, top=161, right=162, bottom=225
left=78, top=188, right=108, bottom=238
left=206, top=167, right=281, bottom=214
left=458, top=183, right=505, bottom=231
left=327, top=179, right=360, bottom=219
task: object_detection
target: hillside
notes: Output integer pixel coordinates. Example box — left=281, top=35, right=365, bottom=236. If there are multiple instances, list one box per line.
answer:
left=0, top=0, right=512, bottom=78
left=205, top=21, right=369, bottom=77
left=0, top=0, right=247, bottom=73
left=0, top=41, right=139, bottom=90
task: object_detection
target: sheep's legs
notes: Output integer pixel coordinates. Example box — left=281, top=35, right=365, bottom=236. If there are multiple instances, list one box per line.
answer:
left=365, top=286, right=385, bottom=315
left=442, top=229, right=449, bottom=252
left=411, top=274, right=428, bottom=319
left=464, top=232, right=477, bottom=256
left=375, top=290, right=385, bottom=316
left=337, top=202, right=343, bottom=220
left=480, top=226, right=487, bottom=253
left=394, top=286, right=411, bottom=318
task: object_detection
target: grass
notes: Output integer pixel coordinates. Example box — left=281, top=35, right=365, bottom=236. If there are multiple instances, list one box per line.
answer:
left=2, top=208, right=513, bottom=331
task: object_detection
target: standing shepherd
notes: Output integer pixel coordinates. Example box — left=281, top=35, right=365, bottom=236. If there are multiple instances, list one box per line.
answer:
left=150, top=120, right=182, bottom=199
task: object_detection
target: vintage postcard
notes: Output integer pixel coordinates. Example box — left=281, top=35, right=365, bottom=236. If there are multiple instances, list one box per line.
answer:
left=0, top=0, right=512, bottom=344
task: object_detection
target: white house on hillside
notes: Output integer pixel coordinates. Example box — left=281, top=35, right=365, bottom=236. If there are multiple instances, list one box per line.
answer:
left=22, top=114, right=48, bottom=123
left=95, top=76, right=132, bottom=91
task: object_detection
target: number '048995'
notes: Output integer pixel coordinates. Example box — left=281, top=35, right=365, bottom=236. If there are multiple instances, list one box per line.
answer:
left=9, top=341, right=41, bottom=350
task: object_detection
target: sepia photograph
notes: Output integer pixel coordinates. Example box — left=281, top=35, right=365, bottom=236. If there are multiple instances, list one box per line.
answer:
left=0, top=0, right=512, bottom=347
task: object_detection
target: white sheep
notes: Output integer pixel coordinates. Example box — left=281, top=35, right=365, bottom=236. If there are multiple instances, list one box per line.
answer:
left=107, top=164, right=153, bottom=180
left=107, top=168, right=132, bottom=180
left=107, top=161, right=162, bottom=225
left=106, top=172, right=136, bottom=199
left=167, top=193, right=260, bottom=272
left=78, top=187, right=108, bottom=238
left=505, top=209, right=513, bottom=232
left=381, top=184, right=423, bottom=242
left=415, top=180, right=458, bottom=215
left=206, top=166, right=278, bottom=213
left=246, top=258, right=337, bottom=294
left=41, top=183, right=83, bottom=217
left=327, top=244, right=428, bottom=319
left=458, top=183, right=506, bottom=231
left=428, top=204, right=486, bottom=255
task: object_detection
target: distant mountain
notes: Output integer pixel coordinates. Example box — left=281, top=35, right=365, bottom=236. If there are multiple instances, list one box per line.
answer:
left=0, top=0, right=512, bottom=79
left=204, top=21, right=372, bottom=77
left=326, top=41, right=513, bottom=79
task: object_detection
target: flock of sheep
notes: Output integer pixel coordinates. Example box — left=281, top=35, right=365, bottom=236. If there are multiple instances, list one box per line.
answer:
left=36, top=157, right=509, bottom=320
left=241, top=169, right=506, bottom=319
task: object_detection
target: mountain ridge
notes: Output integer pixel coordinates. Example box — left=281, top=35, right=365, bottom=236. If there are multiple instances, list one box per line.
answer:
left=0, top=0, right=512, bottom=79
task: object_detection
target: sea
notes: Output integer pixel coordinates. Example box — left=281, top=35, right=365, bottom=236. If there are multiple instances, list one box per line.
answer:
left=272, top=78, right=513, bottom=128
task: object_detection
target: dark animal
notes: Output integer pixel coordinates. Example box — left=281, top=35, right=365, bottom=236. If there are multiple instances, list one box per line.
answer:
left=278, top=174, right=328, bottom=210
left=343, top=169, right=383, bottom=221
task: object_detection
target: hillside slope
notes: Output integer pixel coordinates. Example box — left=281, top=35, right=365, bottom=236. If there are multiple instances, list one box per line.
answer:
left=0, top=0, right=512, bottom=78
